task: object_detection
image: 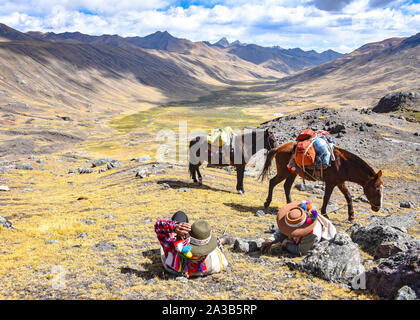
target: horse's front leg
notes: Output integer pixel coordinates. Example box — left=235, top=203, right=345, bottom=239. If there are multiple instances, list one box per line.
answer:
left=321, top=183, right=336, bottom=219
left=197, top=171, right=202, bottom=186
left=236, top=165, right=245, bottom=195
left=337, top=182, right=355, bottom=221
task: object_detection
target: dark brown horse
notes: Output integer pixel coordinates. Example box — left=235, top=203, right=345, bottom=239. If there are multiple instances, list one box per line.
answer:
left=260, top=141, right=383, bottom=221
left=189, top=128, right=277, bottom=194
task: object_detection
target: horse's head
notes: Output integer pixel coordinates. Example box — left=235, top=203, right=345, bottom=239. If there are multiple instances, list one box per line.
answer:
left=264, top=129, right=277, bottom=150
left=363, top=170, right=383, bottom=212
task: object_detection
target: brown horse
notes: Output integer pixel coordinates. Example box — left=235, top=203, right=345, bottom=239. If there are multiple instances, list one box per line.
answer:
left=188, top=128, right=277, bottom=194
left=260, top=141, right=383, bottom=221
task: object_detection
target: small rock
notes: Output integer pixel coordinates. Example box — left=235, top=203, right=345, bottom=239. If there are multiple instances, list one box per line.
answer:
left=0, top=186, right=10, bottom=191
left=111, top=202, right=120, bottom=206
left=78, top=168, right=93, bottom=174
left=399, top=201, right=413, bottom=208
left=354, top=195, right=369, bottom=203
left=145, top=279, right=157, bottom=285
left=92, top=242, right=116, bottom=252
left=177, top=187, right=192, bottom=193
left=395, top=286, right=417, bottom=300
left=91, top=158, right=117, bottom=168
left=80, top=219, right=96, bottom=225
left=131, top=155, right=152, bottom=163
left=141, top=218, right=152, bottom=224
left=176, top=276, right=188, bottom=283
left=45, top=239, right=59, bottom=245
left=294, top=182, right=306, bottom=191
left=0, top=215, right=14, bottom=229
left=15, top=163, right=33, bottom=170
left=106, top=160, right=122, bottom=170
left=68, top=169, right=76, bottom=174
left=327, top=201, right=340, bottom=212
left=105, top=215, right=116, bottom=220
left=255, top=210, right=266, bottom=217
left=76, top=233, right=88, bottom=239
left=136, top=169, right=149, bottom=178
left=268, top=224, right=278, bottom=233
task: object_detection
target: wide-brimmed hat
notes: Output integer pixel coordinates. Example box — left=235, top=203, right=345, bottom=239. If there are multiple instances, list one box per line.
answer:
left=171, top=211, right=189, bottom=223
left=277, top=202, right=317, bottom=237
left=189, top=220, right=217, bottom=257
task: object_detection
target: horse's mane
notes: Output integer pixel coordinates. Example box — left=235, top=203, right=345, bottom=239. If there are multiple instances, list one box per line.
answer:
left=335, top=147, right=376, bottom=177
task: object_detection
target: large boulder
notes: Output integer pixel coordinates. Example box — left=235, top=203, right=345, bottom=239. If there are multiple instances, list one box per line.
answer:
left=347, top=212, right=419, bottom=258
left=287, top=232, right=365, bottom=283
left=91, top=158, right=120, bottom=168
left=366, top=249, right=420, bottom=299
left=372, top=91, right=420, bottom=113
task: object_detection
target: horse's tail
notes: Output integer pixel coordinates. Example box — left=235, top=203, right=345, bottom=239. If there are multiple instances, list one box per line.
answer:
left=259, top=147, right=278, bottom=181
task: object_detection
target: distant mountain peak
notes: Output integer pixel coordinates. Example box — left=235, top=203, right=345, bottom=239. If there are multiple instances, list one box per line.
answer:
left=214, top=37, right=230, bottom=48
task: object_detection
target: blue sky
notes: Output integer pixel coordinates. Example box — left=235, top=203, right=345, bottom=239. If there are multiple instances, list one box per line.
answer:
left=0, top=0, right=419, bottom=53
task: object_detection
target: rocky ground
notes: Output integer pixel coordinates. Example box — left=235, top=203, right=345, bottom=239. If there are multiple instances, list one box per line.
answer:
left=0, top=103, right=418, bottom=300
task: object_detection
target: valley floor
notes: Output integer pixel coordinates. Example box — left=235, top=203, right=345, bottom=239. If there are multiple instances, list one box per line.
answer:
left=0, top=103, right=418, bottom=300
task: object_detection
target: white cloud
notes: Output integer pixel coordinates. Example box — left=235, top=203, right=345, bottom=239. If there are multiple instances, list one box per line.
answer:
left=0, top=0, right=418, bottom=53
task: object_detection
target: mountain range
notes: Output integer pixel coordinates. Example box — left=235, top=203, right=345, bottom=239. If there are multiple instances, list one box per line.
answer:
left=25, top=27, right=343, bottom=74
left=0, top=22, right=419, bottom=114
left=206, top=37, right=343, bottom=73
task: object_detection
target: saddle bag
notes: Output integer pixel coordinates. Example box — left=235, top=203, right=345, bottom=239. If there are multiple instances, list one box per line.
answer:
left=295, top=139, right=316, bottom=168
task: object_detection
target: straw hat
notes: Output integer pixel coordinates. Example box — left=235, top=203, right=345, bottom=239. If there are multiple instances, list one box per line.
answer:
left=189, top=220, right=217, bottom=257
left=277, top=202, right=317, bottom=237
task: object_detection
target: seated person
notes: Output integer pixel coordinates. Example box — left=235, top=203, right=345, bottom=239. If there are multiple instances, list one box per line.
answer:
left=261, top=201, right=337, bottom=256
left=155, top=211, right=228, bottom=278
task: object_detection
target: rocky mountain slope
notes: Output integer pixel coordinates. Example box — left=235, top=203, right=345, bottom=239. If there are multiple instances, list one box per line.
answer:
left=266, top=33, right=420, bottom=106
left=0, top=24, right=283, bottom=119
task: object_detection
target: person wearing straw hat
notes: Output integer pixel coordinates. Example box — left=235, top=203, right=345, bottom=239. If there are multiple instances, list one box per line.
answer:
left=155, top=211, right=228, bottom=278
left=261, top=200, right=337, bottom=256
